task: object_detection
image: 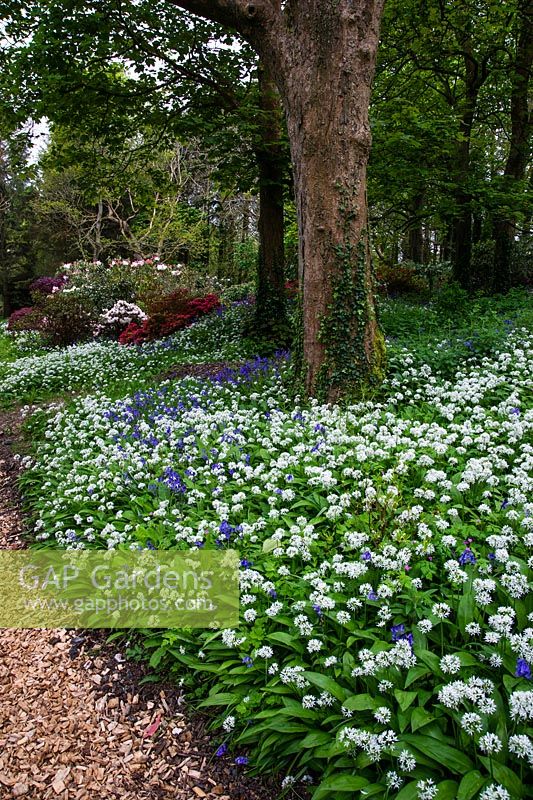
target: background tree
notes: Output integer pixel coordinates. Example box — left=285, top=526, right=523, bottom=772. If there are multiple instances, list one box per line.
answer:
left=1, top=0, right=387, bottom=400
left=1, top=1, right=291, bottom=337
left=0, top=127, right=36, bottom=316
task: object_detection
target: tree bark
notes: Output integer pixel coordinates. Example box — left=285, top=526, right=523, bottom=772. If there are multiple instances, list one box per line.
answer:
left=169, top=0, right=386, bottom=402
left=254, top=63, right=286, bottom=337
left=492, top=0, right=532, bottom=293
left=450, top=39, right=487, bottom=291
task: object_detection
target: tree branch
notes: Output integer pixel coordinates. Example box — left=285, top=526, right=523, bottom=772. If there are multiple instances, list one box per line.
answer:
left=165, top=0, right=271, bottom=35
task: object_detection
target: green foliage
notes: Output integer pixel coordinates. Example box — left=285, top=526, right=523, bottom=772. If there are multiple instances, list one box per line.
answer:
left=16, top=290, right=533, bottom=798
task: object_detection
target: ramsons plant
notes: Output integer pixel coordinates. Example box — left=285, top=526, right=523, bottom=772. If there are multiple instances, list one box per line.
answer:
left=18, top=313, right=533, bottom=799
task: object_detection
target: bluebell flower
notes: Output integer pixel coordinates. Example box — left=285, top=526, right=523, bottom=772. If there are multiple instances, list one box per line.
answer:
left=235, top=756, right=249, bottom=765
left=242, top=656, right=253, bottom=668
left=458, top=548, right=476, bottom=566
left=240, top=559, right=253, bottom=569
left=361, top=551, right=372, bottom=561
left=391, top=624, right=405, bottom=641
left=515, top=659, right=531, bottom=680
left=367, top=591, right=378, bottom=601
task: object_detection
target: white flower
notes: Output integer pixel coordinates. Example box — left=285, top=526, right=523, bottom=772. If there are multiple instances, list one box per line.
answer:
left=398, top=750, right=416, bottom=771
left=431, top=603, right=451, bottom=619
left=479, top=785, right=510, bottom=800
left=508, top=734, right=533, bottom=764
left=440, top=655, right=461, bottom=674
left=417, top=778, right=438, bottom=799
left=385, top=770, right=403, bottom=789
left=479, top=733, right=502, bottom=755
left=509, top=690, right=533, bottom=721
left=461, top=712, right=483, bottom=735
left=255, top=646, right=274, bottom=659
left=222, top=715, right=235, bottom=732
left=373, top=706, right=392, bottom=725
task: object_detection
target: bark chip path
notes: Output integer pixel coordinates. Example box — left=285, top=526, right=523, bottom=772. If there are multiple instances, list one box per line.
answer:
left=0, top=411, right=274, bottom=800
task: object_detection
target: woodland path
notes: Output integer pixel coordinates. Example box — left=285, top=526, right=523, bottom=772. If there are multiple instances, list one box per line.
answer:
left=0, top=410, right=273, bottom=800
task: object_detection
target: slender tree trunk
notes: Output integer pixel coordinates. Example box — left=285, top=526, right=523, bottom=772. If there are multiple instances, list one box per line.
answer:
left=492, top=0, right=532, bottom=293
left=404, top=192, right=425, bottom=263
left=450, top=39, right=486, bottom=291
left=254, top=63, right=287, bottom=337
left=0, top=145, right=11, bottom=318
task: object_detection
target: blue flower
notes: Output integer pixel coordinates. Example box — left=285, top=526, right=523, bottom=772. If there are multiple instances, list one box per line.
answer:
left=361, top=551, right=372, bottom=561
left=242, top=656, right=253, bottom=668
left=391, top=624, right=405, bottom=641
left=367, top=591, right=378, bottom=601
left=515, top=658, right=531, bottom=680
left=215, top=743, right=228, bottom=757
left=235, top=756, right=249, bottom=765
left=458, top=548, right=476, bottom=566
left=240, top=559, right=253, bottom=569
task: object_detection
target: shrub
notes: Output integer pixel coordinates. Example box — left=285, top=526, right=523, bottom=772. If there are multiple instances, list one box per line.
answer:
left=120, top=293, right=220, bottom=345
left=7, top=307, right=39, bottom=332
left=29, top=275, right=68, bottom=296
left=376, top=263, right=426, bottom=296
left=220, top=282, right=255, bottom=304
left=145, top=288, right=193, bottom=317
left=39, top=291, right=99, bottom=346
left=94, top=301, right=147, bottom=339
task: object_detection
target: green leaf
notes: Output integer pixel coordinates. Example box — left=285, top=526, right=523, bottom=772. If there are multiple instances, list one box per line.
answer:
left=457, top=771, right=486, bottom=800
left=267, top=631, right=301, bottom=651
left=410, top=707, right=435, bottom=731
left=198, top=692, right=239, bottom=708
left=300, top=730, right=332, bottom=748
left=394, top=689, right=418, bottom=712
left=479, top=759, right=523, bottom=797
left=404, top=665, right=430, bottom=688
left=395, top=781, right=419, bottom=800
left=402, top=734, right=474, bottom=774
left=312, top=774, right=369, bottom=799
left=303, top=672, right=347, bottom=701
left=342, top=693, right=379, bottom=711
left=458, top=591, right=474, bottom=631
left=437, top=781, right=459, bottom=799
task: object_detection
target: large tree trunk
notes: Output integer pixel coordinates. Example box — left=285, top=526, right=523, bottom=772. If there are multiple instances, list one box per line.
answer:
left=254, top=63, right=287, bottom=337
left=492, top=0, right=532, bottom=293
left=281, top=3, right=385, bottom=400
left=172, top=0, right=386, bottom=402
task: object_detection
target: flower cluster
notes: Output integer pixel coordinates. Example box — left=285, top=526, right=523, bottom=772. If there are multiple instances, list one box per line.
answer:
left=17, top=309, right=533, bottom=797
left=94, top=301, right=148, bottom=339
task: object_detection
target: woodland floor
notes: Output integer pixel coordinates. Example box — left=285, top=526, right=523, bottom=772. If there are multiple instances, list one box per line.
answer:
left=0, top=410, right=275, bottom=800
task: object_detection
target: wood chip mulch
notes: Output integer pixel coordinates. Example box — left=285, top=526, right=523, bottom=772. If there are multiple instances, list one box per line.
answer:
left=0, top=411, right=278, bottom=800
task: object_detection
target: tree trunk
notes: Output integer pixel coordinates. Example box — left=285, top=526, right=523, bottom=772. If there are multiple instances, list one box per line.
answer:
left=492, top=0, right=532, bottom=293
left=450, top=37, right=486, bottom=291
left=254, top=63, right=287, bottom=338
left=171, top=0, right=386, bottom=402
left=282, top=5, right=385, bottom=400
